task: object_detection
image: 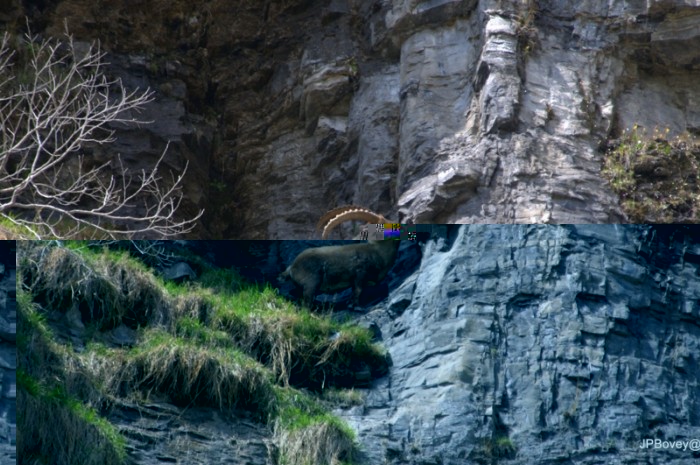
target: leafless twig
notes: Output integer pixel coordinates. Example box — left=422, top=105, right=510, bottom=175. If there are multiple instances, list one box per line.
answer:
left=0, top=27, right=203, bottom=238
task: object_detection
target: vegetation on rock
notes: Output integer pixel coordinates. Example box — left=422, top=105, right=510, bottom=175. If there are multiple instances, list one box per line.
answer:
left=603, top=125, right=700, bottom=223
left=18, top=242, right=383, bottom=464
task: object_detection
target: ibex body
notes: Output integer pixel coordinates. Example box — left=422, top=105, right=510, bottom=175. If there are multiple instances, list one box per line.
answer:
left=279, top=206, right=399, bottom=308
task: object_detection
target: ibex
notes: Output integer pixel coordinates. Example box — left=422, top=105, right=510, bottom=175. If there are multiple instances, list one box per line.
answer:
left=279, top=206, right=399, bottom=308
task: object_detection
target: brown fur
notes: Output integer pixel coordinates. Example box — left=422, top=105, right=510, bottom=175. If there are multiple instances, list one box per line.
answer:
left=279, top=240, right=400, bottom=308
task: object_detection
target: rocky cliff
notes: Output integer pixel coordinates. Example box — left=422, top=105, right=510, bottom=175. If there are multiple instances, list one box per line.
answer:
left=340, top=224, right=700, bottom=464
left=0, top=243, right=16, bottom=464
left=3, top=1, right=699, bottom=237
left=171, top=226, right=700, bottom=464
left=14, top=228, right=700, bottom=464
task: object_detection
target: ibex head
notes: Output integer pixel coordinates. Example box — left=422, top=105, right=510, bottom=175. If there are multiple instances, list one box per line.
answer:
left=316, top=206, right=391, bottom=239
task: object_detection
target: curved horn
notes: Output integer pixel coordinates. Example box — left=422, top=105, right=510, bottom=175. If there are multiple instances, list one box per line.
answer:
left=315, top=205, right=366, bottom=232
left=319, top=206, right=389, bottom=239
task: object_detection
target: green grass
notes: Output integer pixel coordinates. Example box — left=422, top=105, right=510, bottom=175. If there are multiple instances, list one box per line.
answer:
left=62, top=241, right=156, bottom=275
left=320, top=387, right=364, bottom=407
left=198, top=266, right=248, bottom=294
left=0, top=213, right=38, bottom=239
left=18, top=369, right=127, bottom=465
left=275, top=387, right=358, bottom=465
left=17, top=288, right=50, bottom=349
left=18, top=241, right=382, bottom=465
left=603, top=125, right=700, bottom=222
left=0, top=212, right=118, bottom=239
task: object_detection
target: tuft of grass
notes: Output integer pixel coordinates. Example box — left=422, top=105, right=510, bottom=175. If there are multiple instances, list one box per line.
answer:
left=481, top=435, right=517, bottom=460
left=211, top=291, right=389, bottom=390
left=320, top=387, right=364, bottom=408
left=19, top=241, right=170, bottom=330
left=174, top=315, right=233, bottom=347
left=516, top=0, right=539, bottom=57
left=18, top=241, right=381, bottom=465
left=603, top=125, right=700, bottom=222
left=107, top=329, right=277, bottom=420
left=274, top=387, right=357, bottom=465
left=18, top=369, right=127, bottom=465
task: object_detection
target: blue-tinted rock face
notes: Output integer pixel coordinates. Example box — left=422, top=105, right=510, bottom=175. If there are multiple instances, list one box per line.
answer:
left=0, top=242, right=16, bottom=464
left=199, top=227, right=700, bottom=464
left=340, top=225, right=700, bottom=464
left=10, top=228, right=700, bottom=463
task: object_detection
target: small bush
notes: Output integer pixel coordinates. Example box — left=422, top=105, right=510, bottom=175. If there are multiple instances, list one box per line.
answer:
left=602, top=125, right=700, bottom=222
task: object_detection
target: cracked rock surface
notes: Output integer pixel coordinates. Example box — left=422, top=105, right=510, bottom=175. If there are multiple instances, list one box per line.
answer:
left=342, top=225, right=700, bottom=464
left=201, top=226, right=700, bottom=464
left=5, top=0, right=699, bottom=237
left=0, top=243, right=16, bottom=465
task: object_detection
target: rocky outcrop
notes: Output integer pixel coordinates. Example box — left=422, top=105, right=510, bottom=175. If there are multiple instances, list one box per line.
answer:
left=108, top=402, right=275, bottom=465
left=11, top=229, right=700, bottom=464
left=4, top=0, right=698, bottom=237
left=0, top=243, right=16, bottom=464
left=340, top=225, right=700, bottom=464
left=191, top=227, right=700, bottom=464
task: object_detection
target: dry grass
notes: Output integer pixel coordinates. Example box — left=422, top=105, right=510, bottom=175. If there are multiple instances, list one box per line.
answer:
left=603, top=125, right=700, bottom=222
left=213, top=294, right=388, bottom=390
left=18, top=385, right=126, bottom=465
left=18, top=242, right=171, bottom=330
left=17, top=241, right=379, bottom=465
left=276, top=420, right=355, bottom=465
left=18, top=289, right=125, bottom=465
left=101, top=330, right=277, bottom=419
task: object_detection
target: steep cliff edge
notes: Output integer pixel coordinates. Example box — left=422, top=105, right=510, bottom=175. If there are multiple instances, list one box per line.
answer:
left=3, top=1, right=699, bottom=237
left=0, top=244, right=15, bottom=464
left=14, top=228, right=700, bottom=464
left=345, top=225, right=700, bottom=464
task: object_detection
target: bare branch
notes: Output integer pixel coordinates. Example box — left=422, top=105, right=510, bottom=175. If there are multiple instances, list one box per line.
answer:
left=0, top=26, right=202, bottom=238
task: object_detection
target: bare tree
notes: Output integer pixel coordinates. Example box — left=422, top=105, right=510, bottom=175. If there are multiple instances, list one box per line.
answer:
left=0, top=28, right=203, bottom=238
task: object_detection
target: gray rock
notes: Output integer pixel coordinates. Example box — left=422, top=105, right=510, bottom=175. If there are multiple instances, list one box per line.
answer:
left=216, top=228, right=700, bottom=463
left=0, top=243, right=15, bottom=464
left=161, top=262, right=197, bottom=283
left=344, top=225, right=700, bottom=464
left=12, top=228, right=700, bottom=464
left=17, top=0, right=700, bottom=237
left=107, top=324, right=138, bottom=348
left=107, top=400, right=275, bottom=465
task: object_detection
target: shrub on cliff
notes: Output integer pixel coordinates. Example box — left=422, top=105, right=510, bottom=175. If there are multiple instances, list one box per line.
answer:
left=603, top=125, right=700, bottom=223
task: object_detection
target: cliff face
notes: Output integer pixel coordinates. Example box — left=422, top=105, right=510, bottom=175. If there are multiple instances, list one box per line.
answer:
left=0, top=243, right=16, bottom=463
left=5, top=0, right=699, bottom=237
left=343, top=225, right=700, bottom=464
left=12, top=228, right=700, bottom=464
left=189, top=226, right=700, bottom=464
